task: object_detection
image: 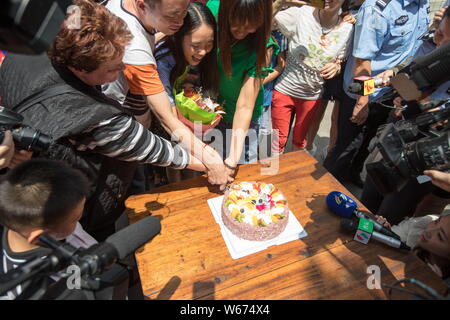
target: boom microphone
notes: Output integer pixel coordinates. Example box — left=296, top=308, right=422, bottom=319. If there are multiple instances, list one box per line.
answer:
left=74, top=216, right=161, bottom=276
left=340, top=219, right=410, bottom=250
left=326, top=191, right=401, bottom=240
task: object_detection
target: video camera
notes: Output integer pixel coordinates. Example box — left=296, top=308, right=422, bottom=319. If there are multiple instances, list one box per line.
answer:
left=365, top=42, right=450, bottom=194
left=0, top=106, right=52, bottom=152
left=367, top=100, right=450, bottom=194
left=0, top=0, right=72, bottom=54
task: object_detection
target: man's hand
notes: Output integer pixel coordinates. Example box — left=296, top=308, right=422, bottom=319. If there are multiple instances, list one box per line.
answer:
left=375, top=69, right=394, bottom=87
left=374, top=215, right=392, bottom=229
left=320, top=62, right=341, bottom=80
left=0, top=131, right=14, bottom=169
left=433, top=6, right=448, bottom=29
left=424, top=170, right=450, bottom=192
left=9, top=149, right=33, bottom=169
left=350, top=95, right=369, bottom=125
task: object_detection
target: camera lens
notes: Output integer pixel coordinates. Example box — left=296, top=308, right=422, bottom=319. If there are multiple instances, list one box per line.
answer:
left=12, top=127, right=52, bottom=152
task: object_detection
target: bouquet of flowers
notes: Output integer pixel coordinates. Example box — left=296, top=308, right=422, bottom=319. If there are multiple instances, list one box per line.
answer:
left=174, top=85, right=225, bottom=133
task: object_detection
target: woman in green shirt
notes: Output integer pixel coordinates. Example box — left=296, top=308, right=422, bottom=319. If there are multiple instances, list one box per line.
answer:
left=206, top=0, right=273, bottom=175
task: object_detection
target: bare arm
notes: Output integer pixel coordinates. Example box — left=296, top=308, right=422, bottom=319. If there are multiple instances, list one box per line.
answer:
left=350, top=58, right=371, bottom=126
left=272, top=0, right=307, bottom=17
left=225, top=75, right=262, bottom=171
left=146, top=92, right=232, bottom=188
left=263, top=51, right=286, bottom=85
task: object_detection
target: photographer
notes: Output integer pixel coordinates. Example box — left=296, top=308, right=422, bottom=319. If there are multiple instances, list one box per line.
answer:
left=0, top=0, right=204, bottom=241
left=360, top=7, right=450, bottom=225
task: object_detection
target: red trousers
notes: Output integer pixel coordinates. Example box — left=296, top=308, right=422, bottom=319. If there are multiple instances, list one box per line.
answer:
left=271, top=90, right=322, bottom=152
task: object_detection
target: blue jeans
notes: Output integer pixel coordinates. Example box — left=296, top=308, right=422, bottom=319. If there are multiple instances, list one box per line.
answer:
left=258, top=105, right=272, bottom=136
left=208, top=120, right=260, bottom=164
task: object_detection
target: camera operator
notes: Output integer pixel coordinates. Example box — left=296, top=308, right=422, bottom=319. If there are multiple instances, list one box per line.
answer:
left=0, top=0, right=205, bottom=241
left=360, top=8, right=450, bottom=224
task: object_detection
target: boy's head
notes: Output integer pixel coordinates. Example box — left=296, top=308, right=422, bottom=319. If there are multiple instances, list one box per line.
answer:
left=0, top=159, right=89, bottom=244
left=418, top=214, right=450, bottom=259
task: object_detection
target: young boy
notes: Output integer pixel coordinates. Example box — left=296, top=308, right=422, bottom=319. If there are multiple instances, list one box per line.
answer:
left=0, top=159, right=97, bottom=300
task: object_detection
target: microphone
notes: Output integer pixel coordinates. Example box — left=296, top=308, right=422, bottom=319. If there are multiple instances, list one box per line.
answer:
left=326, top=191, right=402, bottom=240
left=341, top=219, right=410, bottom=250
left=348, top=76, right=385, bottom=95
left=74, top=216, right=161, bottom=276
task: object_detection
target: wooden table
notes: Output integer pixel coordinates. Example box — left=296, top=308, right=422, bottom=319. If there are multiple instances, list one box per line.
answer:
left=125, top=151, right=448, bottom=300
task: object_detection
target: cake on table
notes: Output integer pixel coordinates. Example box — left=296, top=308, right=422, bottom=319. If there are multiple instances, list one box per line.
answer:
left=221, top=182, right=289, bottom=241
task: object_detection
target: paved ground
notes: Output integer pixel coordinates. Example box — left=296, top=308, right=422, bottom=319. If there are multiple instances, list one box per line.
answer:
left=283, top=102, right=363, bottom=199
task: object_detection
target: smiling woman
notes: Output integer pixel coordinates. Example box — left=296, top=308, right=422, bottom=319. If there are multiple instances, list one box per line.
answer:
left=153, top=1, right=218, bottom=183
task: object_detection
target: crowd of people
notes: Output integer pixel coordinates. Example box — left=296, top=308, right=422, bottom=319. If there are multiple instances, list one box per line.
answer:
left=0, top=0, right=450, bottom=299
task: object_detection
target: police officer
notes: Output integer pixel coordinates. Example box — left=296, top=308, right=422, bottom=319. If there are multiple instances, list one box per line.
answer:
left=323, top=0, right=429, bottom=186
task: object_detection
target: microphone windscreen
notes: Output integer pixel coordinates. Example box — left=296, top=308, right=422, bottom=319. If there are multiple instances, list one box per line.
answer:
left=340, top=218, right=358, bottom=234
left=348, top=83, right=362, bottom=94
left=105, top=216, right=161, bottom=259
left=326, top=191, right=357, bottom=218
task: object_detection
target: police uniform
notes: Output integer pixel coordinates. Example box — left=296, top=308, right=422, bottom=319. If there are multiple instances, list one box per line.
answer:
left=323, top=0, right=430, bottom=185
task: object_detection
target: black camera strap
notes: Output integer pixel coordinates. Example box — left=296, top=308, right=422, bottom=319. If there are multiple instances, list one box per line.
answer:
left=11, top=83, right=79, bottom=113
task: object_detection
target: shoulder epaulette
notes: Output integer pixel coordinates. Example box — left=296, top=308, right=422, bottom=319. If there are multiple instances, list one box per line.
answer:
left=375, top=0, right=392, bottom=10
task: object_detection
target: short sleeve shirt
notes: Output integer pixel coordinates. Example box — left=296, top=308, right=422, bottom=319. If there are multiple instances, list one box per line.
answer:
left=274, top=6, right=354, bottom=100
left=207, top=0, right=266, bottom=123
left=343, top=0, right=430, bottom=100
left=102, top=0, right=164, bottom=111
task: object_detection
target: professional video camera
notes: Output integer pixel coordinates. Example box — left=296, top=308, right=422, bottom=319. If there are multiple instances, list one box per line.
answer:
left=0, top=216, right=161, bottom=300
left=366, top=100, right=450, bottom=194
left=1, top=0, right=72, bottom=54
left=365, top=42, right=450, bottom=194
left=0, top=106, right=52, bottom=152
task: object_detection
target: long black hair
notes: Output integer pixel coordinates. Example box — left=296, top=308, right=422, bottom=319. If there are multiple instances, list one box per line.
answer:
left=155, top=2, right=218, bottom=97
left=218, top=0, right=272, bottom=77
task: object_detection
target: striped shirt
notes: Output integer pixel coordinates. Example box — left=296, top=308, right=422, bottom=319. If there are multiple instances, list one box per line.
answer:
left=70, top=114, right=189, bottom=169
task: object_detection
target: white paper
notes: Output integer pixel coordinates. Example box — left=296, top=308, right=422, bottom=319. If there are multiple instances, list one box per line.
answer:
left=207, top=195, right=308, bottom=259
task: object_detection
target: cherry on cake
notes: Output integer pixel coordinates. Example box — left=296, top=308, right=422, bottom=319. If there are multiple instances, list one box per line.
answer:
left=221, top=182, right=289, bottom=241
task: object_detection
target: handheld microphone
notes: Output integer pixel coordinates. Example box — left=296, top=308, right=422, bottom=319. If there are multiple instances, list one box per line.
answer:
left=341, top=219, right=410, bottom=250
left=348, top=76, right=385, bottom=95
left=75, top=216, right=162, bottom=275
left=326, top=191, right=402, bottom=240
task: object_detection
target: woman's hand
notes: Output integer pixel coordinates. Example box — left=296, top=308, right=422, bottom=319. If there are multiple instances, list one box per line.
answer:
left=0, top=131, right=14, bottom=169
left=320, top=61, right=341, bottom=80
left=342, top=13, right=357, bottom=24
